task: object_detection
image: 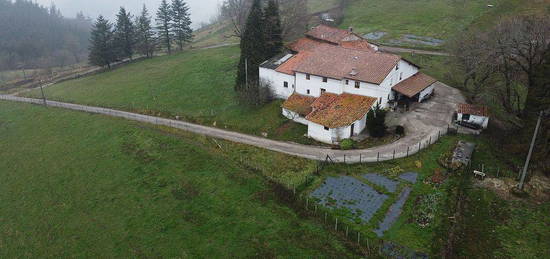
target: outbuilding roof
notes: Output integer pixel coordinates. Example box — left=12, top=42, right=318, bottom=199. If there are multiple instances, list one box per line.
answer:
left=305, top=24, right=360, bottom=44
left=392, top=72, right=437, bottom=98
left=281, top=93, right=316, bottom=116
left=457, top=104, right=489, bottom=117
left=306, top=93, right=377, bottom=128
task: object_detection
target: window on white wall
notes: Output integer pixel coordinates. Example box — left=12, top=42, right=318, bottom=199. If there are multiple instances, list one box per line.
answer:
left=306, top=74, right=311, bottom=80
left=399, top=72, right=403, bottom=80
left=321, top=88, right=326, bottom=94
left=396, top=63, right=400, bottom=70
left=324, top=126, right=329, bottom=131
left=284, top=81, right=288, bottom=88
left=307, top=89, right=310, bottom=94
left=345, top=80, right=349, bottom=85
left=355, top=81, right=360, bottom=88
left=323, top=77, right=328, bottom=83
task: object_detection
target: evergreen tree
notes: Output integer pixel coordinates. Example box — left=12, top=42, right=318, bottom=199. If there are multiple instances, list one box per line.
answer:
left=89, top=15, right=115, bottom=68
left=156, top=0, right=173, bottom=54
left=136, top=4, right=156, bottom=58
left=236, top=0, right=267, bottom=95
left=263, top=0, right=283, bottom=58
left=171, top=0, right=193, bottom=51
left=114, top=7, right=135, bottom=60
left=366, top=104, right=387, bottom=138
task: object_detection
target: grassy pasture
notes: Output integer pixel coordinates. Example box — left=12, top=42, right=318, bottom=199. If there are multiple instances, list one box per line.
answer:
left=23, top=46, right=296, bottom=138
left=340, top=0, right=550, bottom=47
left=0, top=101, right=357, bottom=257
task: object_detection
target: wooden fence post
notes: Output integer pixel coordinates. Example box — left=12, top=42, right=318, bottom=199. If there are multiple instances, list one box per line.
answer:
left=406, top=146, right=409, bottom=157
left=377, top=152, right=380, bottom=162
left=393, top=150, right=395, bottom=159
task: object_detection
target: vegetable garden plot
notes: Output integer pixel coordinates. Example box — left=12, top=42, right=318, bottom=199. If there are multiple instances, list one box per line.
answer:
left=362, top=173, right=398, bottom=193
left=310, top=176, right=388, bottom=222
left=374, top=187, right=412, bottom=237
left=399, top=172, right=418, bottom=183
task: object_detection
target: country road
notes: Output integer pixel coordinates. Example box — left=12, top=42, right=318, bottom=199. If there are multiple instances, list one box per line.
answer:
left=0, top=83, right=464, bottom=163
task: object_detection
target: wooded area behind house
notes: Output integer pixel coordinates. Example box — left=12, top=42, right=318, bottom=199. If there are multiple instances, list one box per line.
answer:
left=0, top=0, right=91, bottom=71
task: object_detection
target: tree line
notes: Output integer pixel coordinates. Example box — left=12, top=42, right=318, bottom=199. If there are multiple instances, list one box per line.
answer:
left=89, top=0, right=192, bottom=68
left=448, top=15, right=550, bottom=173
left=0, top=0, right=91, bottom=71
left=235, top=0, right=284, bottom=105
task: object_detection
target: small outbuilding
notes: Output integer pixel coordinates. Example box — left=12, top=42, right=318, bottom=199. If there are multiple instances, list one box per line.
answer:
left=455, top=104, right=489, bottom=129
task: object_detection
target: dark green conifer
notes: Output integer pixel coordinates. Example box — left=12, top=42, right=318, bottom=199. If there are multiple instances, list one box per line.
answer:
left=263, top=0, right=283, bottom=58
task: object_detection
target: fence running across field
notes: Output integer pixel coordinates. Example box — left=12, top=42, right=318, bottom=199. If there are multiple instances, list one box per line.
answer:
left=0, top=95, right=458, bottom=164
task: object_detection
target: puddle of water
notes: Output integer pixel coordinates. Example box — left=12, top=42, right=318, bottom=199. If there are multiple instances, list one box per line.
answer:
left=363, top=31, right=387, bottom=40
left=310, top=176, right=388, bottom=222
left=363, top=173, right=398, bottom=193
left=399, top=172, right=418, bottom=184
left=374, top=187, right=412, bottom=237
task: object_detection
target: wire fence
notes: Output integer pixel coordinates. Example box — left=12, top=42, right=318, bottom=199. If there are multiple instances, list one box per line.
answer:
left=1, top=95, right=463, bottom=166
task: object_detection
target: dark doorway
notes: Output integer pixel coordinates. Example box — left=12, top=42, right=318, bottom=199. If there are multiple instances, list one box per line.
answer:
left=351, top=123, right=355, bottom=136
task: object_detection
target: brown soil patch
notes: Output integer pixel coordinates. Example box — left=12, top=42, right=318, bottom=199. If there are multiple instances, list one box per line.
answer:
left=475, top=175, right=550, bottom=203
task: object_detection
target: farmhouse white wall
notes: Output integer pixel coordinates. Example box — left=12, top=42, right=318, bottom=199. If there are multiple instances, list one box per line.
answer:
left=308, top=122, right=333, bottom=143
left=295, top=72, right=344, bottom=97
left=457, top=113, right=489, bottom=128
left=259, top=67, right=295, bottom=99
left=282, top=108, right=309, bottom=125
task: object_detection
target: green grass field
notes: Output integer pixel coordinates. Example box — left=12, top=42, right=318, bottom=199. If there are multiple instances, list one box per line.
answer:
left=23, top=46, right=300, bottom=138
left=341, top=0, right=550, bottom=47
left=0, top=101, right=358, bottom=257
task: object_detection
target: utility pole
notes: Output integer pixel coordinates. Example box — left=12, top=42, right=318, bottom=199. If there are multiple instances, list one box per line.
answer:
left=245, top=58, right=248, bottom=89
left=518, top=111, right=543, bottom=190
left=39, top=83, right=47, bottom=106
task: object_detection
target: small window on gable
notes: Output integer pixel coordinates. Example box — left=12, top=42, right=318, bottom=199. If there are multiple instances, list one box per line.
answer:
left=307, top=89, right=310, bottom=94
left=283, top=81, right=288, bottom=88
left=355, top=81, right=360, bottom=88
left=396, top=63, right=400, bottom=70
left=323, top=77, right=328, bottom=83
left=345, top=80, right=349, bottom=85
left=306, top=74, right=311, bottom=80
left=324, top=126, right=329, bottom=131
left=399, top=72, right=403, bottom=80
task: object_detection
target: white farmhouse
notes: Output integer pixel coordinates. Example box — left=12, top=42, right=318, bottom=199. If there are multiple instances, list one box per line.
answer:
left=455, top=104, right=490, bottom=129
left=259, top=25, right=438, bottom=144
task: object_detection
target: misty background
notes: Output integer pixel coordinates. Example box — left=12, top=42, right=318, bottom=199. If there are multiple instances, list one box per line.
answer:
left=33, top=0, right=222, bottom=28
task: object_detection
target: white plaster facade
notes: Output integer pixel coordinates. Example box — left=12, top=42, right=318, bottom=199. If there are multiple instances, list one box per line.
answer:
left=456, top=113, right=489, bottom=129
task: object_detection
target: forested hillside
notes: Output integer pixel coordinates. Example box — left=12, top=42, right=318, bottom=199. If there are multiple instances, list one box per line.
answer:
left=0, top=0, right=91, bottom=70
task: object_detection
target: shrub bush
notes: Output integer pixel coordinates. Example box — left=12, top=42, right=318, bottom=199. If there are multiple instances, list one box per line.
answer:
left=395, top=125, right=405, bottom=135
left=340, top=139, right=354, bottom=150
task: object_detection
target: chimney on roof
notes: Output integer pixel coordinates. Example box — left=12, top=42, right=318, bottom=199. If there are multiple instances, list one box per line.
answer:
left=349, top=27, right=353, bottom=32
left=350, top=68, right=358, bottom=76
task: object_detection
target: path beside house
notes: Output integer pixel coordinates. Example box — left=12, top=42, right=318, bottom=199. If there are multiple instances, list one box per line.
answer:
left=0, top=82, right=464, bottom=163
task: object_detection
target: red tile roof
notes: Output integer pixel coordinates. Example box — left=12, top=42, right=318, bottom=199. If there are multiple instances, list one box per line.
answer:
left=305, top=24, right=360, bottom=44
left=340, top=40, right=376, bottom=52
left=287, top=37, right=324, bottom=52
left=457, top=104, right=489, bottom=117
left=306, top=93, right=377, bottom=128
left=275, top=51, right=311, bottom=75
left=392, top=72, right=437, bottom=98
left=293, top=44, right=400, bottom=84
left=281, top=93, right=316, bottom=116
